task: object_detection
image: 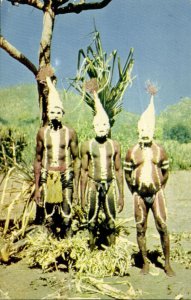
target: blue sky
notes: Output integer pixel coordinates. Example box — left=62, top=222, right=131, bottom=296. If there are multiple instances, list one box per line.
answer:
left=1, top=0, right=191, bottom=114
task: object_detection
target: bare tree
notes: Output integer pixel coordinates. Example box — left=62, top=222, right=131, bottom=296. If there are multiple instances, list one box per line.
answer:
left=0, top=0, right=112, bottom=124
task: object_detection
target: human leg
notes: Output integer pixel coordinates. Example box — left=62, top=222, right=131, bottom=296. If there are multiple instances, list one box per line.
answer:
left=152, top=190, right=175, bottom=276
left=103, top=181, right=117, bottom=246
left=134, top=193, right=150, bottom=274
left=86, top=181, right=99, bottom=250
left=59, top=186, right=73, bottom=238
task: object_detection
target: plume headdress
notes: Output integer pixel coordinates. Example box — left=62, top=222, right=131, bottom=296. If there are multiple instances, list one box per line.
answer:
left=46, top=77, right=64, bottom=113
left=85, top=79, right=110, bottom=129
left=138, top=81, right=158, bottom=142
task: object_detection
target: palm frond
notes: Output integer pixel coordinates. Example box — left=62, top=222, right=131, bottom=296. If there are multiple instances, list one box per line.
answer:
left=69, top=29, right=134, bottom=128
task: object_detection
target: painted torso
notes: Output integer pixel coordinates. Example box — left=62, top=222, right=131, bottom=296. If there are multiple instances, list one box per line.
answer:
left=87, top=138, right=116, bottom=182
left=41, top=126, right=72, bottom=171
left=130, top=143, right=165, bottom=196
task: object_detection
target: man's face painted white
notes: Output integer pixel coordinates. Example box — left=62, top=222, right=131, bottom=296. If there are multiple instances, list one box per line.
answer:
left=138, top=125, right=153, bottom=144
left=47, top=106, right=63, bottom=122
left=93, top=116, right=110, bottom=138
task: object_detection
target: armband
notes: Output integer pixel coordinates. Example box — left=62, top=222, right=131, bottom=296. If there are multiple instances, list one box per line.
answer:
left=123, top=161, right=133, bottom=171
left=161, top=160, right=169, bottom=170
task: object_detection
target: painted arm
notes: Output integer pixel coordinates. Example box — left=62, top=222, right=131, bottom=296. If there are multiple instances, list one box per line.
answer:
left=70, top=130, right=81, bottom=204
left=80, top=142, right=89, bottom=210
left=124, top=148, right=134, bottom=194
left=114, top=142, right=124, bottom=213
left=34, top=129, right=44, bottom=206
left=160, top=146, right=169, bottom=188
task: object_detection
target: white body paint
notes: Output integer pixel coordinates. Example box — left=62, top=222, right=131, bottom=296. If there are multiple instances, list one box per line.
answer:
left=139, top=147, right=153, bottom=187
left=99, top=144, right=107, bottom=180
left=50, top=129, right=60, bottom=167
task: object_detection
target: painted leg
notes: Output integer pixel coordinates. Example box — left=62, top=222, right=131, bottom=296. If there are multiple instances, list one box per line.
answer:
left=60, top=189, right=73, bottom=238
left=104, top=182, right=117, bottom=247
left=153, top=190, right=175, bottom=276
left=134, top=194, right=149, bottom=275
left=137, top=228, right=150, bottom=275
left=160, top=231, right=175, bottom=276
left=87, top=182, right=99, bottom=250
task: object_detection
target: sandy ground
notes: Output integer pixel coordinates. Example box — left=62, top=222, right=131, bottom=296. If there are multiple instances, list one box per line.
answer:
left=0, top=170, right=191, bottom=299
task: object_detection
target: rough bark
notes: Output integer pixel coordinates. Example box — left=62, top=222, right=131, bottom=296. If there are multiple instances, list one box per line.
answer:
left=1, top=0, right=113, bottom=123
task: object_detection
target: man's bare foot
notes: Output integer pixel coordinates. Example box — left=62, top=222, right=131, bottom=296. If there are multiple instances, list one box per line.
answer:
left=140, top=263, right=150, bottom=275
left=165, top=265, right=175, bottom=277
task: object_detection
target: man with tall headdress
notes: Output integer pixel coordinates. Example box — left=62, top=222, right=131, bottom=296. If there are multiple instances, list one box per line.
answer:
left=124, top=82, right=175, bottom=276
left=80, top=90, right=124, bottom=249
left=34, top=77, right=80, bottom=238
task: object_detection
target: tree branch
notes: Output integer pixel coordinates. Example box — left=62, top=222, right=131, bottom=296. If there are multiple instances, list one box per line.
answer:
left=0, top=35, right=38, bottom=76
left=7, top=0, right=44, bottom=10
left=56, top=0, right=112, bottom=15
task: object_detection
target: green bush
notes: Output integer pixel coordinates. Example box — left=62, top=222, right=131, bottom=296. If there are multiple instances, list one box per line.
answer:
left=0, top=127, right=27, bottom=172
left=163, top=140, right=191, bottom=170
left=164, top=124, right=191, bottom=144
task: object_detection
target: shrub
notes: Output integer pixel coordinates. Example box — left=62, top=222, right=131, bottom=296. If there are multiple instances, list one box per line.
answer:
left=164, top=124, right=191, bottom=144
left=0, top=127, right=27, bottom=172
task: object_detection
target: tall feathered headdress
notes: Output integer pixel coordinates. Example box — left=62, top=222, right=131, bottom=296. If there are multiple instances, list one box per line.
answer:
left=138, top=81, right=158, bottom=139
left=85, top=78, right=110, bottom=126
left=46, top=77, right=64, bottom=112
left=93, top=91, right=110, bottom=126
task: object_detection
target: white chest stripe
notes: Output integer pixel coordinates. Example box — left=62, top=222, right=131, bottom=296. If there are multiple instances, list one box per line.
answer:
left=139, top=148, right=153, bottom=187
left=50, top=129, right=60, bottom=167
left=99, top=144, right=107, bottom=180
left=44, top=127, right=49, bottom=169
left=64, top=126, right=70, bottom=172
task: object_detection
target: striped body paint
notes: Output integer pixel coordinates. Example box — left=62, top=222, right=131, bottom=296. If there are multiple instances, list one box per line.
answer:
left=49, top=129, right=60, bottom=167
left=86, top=138, right=118, bottom=227
left=40, top=126, right=74, bottom=221
left=88, top=138, right=116, bottom=182
left=124, top=141, right=170, bottom=236
left=128, top=142, right=166, bottom=197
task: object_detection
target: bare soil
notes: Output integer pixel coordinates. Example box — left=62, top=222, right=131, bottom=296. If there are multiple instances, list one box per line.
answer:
left=0, top=171, right=191, bottom=299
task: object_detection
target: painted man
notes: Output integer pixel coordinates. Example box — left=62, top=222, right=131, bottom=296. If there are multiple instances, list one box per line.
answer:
left=80, top=91, right=124, bottom=249
left=124, top=84, right=175, bottom=276
left=34, top=77, right=80, bottom=238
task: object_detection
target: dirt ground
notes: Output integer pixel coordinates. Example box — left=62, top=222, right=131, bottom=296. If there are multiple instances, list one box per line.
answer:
left=0, top=170, right=191, bottom=299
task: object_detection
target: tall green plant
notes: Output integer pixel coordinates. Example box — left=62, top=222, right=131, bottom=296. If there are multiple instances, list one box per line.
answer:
left=0, top=128, right=27, bottom=173
left=69, top=29, right=134, bottom=127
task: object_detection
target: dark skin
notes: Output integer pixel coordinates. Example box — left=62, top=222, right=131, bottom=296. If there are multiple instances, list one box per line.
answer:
left=81, top=135, right=124, bottom=213
left=124, top=140, right=175, bottom=277
left=34, top=109, right=81, bottom=210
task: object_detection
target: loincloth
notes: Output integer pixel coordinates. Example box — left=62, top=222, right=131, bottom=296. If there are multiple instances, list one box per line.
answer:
left=88, top=177, right=115, bottom=197
left=143, top=196, right=154, bottom=205
left=46, top=171, right=63, bottom=203
left=41, top=168, right=74, bottom=204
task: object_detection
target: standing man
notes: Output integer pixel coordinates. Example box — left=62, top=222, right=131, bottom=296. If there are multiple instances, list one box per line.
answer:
left=80, top=91, right=124, bottom=249
left=34, top=77, right=80, bottom=238
left=124, top=83, right=175, bottom=276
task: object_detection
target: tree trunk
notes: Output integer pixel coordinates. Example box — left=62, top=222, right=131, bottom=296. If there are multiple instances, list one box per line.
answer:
left=38, top=8, right=55, bottom=125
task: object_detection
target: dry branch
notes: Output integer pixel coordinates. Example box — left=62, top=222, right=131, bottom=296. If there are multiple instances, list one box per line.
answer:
left=0, top=35, right=38, bottom=76
left=56, top=0, right=112, bottom=14
left=7, top=0, right=43, bottom=10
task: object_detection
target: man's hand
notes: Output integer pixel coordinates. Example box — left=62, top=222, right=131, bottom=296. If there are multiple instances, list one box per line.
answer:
left=118, top=196, right=124, bottom=213
left=34, top=189, right=43, bottom=207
